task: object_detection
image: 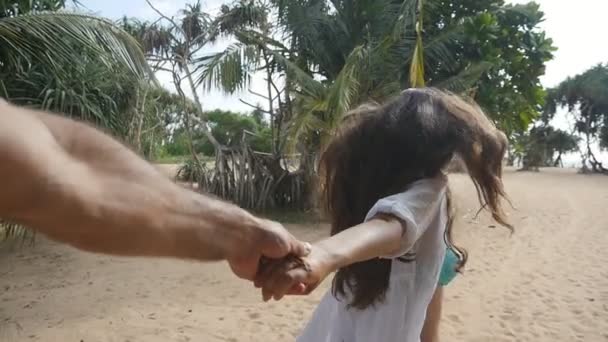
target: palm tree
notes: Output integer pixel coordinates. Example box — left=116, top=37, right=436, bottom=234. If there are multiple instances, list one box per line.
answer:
left=201, top=0, right=494, bottom=152
left=0, top=1, right=151, bottom=136
left=124, top=0, right=231, bottom=158
left=141, top=0, right=552, bottom=210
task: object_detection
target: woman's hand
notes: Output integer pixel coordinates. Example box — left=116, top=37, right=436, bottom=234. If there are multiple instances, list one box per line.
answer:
left=253, top=216, right=405, bottom=302
left=254, top=245, right=336, bottom=301
left=226, top=217, right=312, bottom=281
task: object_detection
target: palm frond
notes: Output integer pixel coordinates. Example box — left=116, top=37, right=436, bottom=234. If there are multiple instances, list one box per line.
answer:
left=273, top=0, right=348, bottom=78
left=0, top=12, right=150, bottom=77
left=388, top=0, right=417, bottom=40
left=4, top=59, right=141, bottom=133
left=409, top=37, right=425, bottom=87
left=367, top=80, right=401, bottom=101
left=409, top=0, right=425, bottom=88
left=234, top=29, right=289, bottom=51
left=267, top=51, right=326, bottom=99
left=213, top=0, right=268, bottom=38
left=432, top=61, right=493, bottom=93
left=1, top=0, right=70, bottom=16
left=325, top=45, right=369, bottom=129
left=284, top=45, right=372, bottom=152
left=193, top=43, right=260, bottom=94
left=421, top=26, right=462, bottom=73
left=285, top=99, right=328, bottom=153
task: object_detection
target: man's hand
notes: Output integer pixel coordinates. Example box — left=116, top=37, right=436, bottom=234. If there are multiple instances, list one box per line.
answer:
left=254, top=244, right=333, bottom=301
left=226, top=218, right=311, bottom=280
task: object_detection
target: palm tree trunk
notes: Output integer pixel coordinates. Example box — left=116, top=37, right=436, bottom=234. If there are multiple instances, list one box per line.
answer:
left=262, top=52, right=278, bottom=157
left=171, top=65, right=207, bottom=178
left=134, top=84, right=149, bottom=153
left=553, top=152, right=562, bottom=167
left=182, top=62, right=222, bottom=151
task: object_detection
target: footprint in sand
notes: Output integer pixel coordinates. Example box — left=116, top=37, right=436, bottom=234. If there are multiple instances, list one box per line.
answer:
left=447, top=314, right=461, bottom=323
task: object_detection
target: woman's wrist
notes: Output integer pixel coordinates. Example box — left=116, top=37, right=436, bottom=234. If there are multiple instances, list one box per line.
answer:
left=314, top=241, right=346, bottom=273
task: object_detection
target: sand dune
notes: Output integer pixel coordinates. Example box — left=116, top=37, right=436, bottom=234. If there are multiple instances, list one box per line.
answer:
left=1, top=169, right=607, bottom=341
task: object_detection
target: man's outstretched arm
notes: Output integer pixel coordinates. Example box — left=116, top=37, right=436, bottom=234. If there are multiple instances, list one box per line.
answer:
left=0, top=100, right=308, bottom=277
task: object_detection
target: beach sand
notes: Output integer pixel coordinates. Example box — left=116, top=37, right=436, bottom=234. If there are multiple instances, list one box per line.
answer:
left=1, top=169, right=607, bottom=341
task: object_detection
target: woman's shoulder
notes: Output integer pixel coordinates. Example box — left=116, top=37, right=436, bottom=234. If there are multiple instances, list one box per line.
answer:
left=366, top=174, right=447, bottom=220
left=408, top=173, right=448, bottom=193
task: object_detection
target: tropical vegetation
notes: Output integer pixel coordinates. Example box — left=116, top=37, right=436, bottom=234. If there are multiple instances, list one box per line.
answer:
left=544, top=64, right=608, bottom=173
left=1, top=0, right=606, bottom=242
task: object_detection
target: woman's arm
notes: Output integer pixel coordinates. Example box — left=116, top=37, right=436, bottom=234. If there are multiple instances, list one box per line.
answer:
left=256, top=178, right=446, bottom=300
left=421, top=286, right=444, bottom=342
left=255, top=215, right=405, bottom=301
left=316, top=215, right=404, bottom=270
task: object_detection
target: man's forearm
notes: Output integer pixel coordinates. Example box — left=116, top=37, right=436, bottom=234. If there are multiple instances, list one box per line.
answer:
left=0, top=101, right=259, bottom=261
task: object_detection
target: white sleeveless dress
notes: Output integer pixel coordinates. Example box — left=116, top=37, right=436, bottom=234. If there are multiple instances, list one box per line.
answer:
left=297, top=175, right=448, bottom=342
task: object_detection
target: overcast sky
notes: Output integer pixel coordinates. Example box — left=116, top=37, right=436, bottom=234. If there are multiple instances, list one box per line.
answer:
left=79, top=0, right=608, bottom=164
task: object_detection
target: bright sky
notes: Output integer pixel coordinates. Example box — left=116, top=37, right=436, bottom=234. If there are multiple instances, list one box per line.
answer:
left=79, top=0, right=608, bottom=164
left=78, top=0, right=263, bottom=113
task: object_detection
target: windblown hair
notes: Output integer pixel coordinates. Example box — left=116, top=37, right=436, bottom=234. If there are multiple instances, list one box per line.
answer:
left=319, top=88, right=511, bottom=310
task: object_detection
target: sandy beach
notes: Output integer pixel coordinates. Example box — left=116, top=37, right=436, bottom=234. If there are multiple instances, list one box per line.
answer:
left=1, top=169, right=607, bottom=341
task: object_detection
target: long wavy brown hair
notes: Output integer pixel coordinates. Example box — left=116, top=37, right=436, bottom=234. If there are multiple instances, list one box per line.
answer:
left=318, top=88, right=511, bottom=310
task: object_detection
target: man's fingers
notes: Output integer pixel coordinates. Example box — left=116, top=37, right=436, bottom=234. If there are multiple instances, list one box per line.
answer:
left=257, top=220, right=311, bottom=259
left=270, top=272, right=298, bottom=301
left=260, top=262, right=291, bottom=301
left=254, top=257, right=285, bottom=287
left=229, top=256, right=259, bottom=281
left=291, top=240, right=312, bottom=257
left=266, top=268, right=310, bottom=300
left=285, top=268, right=309, bottom=286
left=259, top=260, right=289, bottom=293
left=262, top=287, right=273, bottom=302
left=286, top=281, right=308, bottom=295
left=287, top=282, right=307, bottom=295
left=257, top=221, right=292, bottom=259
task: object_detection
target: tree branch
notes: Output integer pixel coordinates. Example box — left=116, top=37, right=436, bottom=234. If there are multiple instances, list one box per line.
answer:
left=146, top=55, right=176, bottom=63
left=249, top=89, right=270, bottom=100
left=152, top=66, right=174, bottom=73
left=145, top=0, right=183, bottom=35
left=269, top=78, right=283, bottom=99
left=239, top=99, right=275, bottom=115
left=268, top=78, right=286, bottom=104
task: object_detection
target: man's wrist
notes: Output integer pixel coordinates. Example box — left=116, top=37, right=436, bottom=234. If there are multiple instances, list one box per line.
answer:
left=192, top=196, right=264, bottom=260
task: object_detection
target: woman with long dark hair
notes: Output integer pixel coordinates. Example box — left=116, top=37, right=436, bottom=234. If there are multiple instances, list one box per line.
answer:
left=256, top=88, right=512, bottom=342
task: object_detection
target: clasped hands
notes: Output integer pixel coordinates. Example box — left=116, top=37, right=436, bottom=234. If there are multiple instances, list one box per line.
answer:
left=253, top=243, right=335, bottom=302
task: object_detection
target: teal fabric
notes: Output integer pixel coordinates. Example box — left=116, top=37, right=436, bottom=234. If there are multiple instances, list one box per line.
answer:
left=438, top=247, right=459, bottom=286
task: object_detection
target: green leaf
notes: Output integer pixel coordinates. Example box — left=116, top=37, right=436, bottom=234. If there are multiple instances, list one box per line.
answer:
left=193, top=43, right=260, bottom=94
left=0, top=12, right=150, bottom=77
